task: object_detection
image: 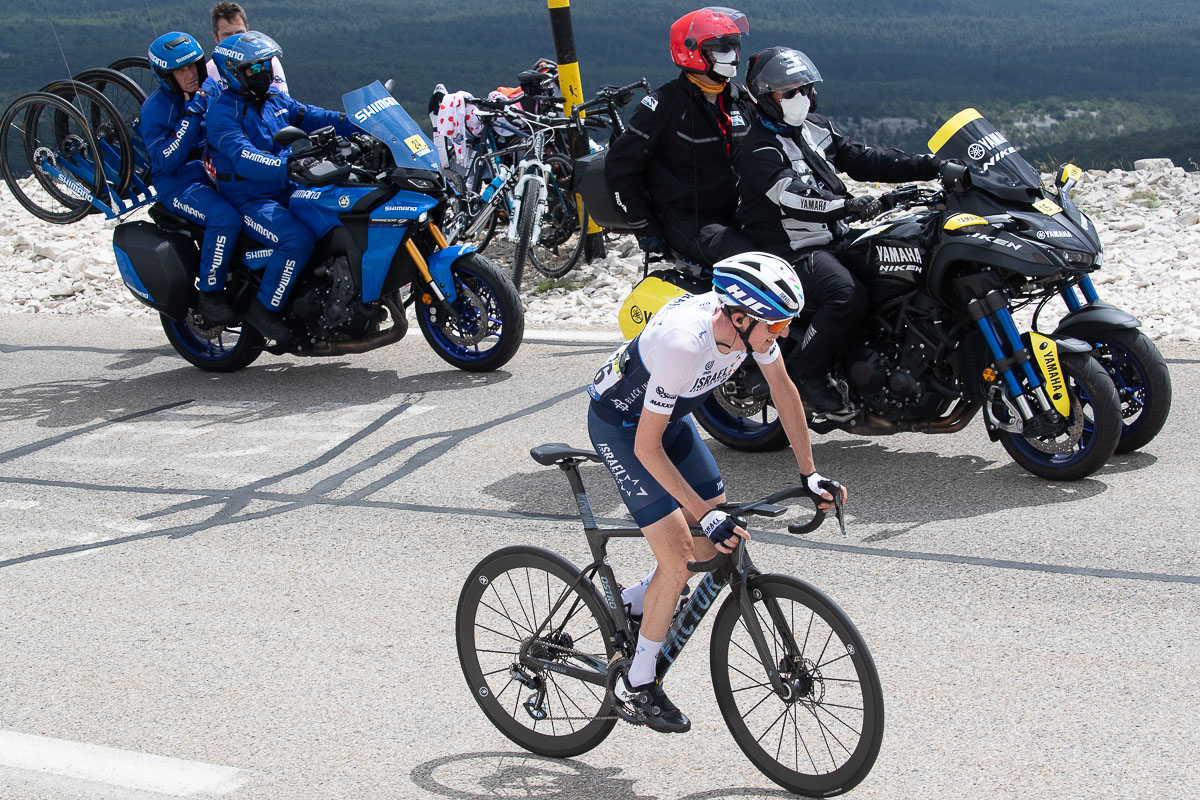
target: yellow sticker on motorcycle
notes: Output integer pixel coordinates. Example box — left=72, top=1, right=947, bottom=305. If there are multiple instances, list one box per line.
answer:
left=1033, top=198, right=1063, bottom=216
left=1028, top=332, right=1070, bottom=416
left=404, top=134, right=432, bottom=156
left=1060, top=164, right=1082, bottom=184
left=944, top=213, right=988, bottom=231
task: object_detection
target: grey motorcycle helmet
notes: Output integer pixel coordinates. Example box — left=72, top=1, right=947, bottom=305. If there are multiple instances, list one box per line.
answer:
left=745, top=46, right=823, bottom=124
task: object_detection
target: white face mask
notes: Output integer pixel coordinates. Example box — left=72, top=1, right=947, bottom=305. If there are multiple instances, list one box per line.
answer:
left=708, top=46, right=739, bottom=78
left=780, top=93, right=810, bottom=126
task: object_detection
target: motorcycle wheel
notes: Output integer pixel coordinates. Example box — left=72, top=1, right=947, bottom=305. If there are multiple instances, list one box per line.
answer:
left=161, top=311, right=264, bottom=372
left=997, top=352, right=1121, bottom=480
left=1089, top=329, right=1171, bottom=453
left=416, top=252, right=524, bottom=372
left=693, top=364, right=790, bottom=452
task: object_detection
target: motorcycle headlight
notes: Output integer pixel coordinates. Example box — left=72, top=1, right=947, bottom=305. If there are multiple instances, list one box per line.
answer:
left=407, top=177, right=437, bottom=191
left=1060, top=250, right=1093, bottom=268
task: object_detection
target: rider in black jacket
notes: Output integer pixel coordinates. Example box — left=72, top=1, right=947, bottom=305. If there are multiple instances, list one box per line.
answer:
left=605, top=7, right=756, bottom=267
left=734, top=47, right=957, bottom=410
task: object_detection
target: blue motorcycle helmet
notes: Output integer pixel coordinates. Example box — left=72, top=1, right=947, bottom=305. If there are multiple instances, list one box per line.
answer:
left=212, top=30, right=282, bottom=97
left=148, top=32, right=206, bottom=95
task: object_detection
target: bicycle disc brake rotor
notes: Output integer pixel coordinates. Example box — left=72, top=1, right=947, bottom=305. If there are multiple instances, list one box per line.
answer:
left=438, top=284, right=489, bottom=346
left=779, top=653, right=823, bottom=706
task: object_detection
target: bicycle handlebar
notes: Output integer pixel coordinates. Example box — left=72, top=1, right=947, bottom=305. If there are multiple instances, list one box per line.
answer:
left=686, top=480, right=846, bottom=573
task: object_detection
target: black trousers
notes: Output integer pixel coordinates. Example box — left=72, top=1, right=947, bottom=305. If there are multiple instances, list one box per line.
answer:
left=660, top=216, right=756, bottom=268
left=787, top=249, right=869, bottom=377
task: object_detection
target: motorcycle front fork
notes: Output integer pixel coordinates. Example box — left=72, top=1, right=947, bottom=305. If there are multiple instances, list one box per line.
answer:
left=968, top=290, right=1057, bottom=430
left=1060, top=274, right=1101, bottom=312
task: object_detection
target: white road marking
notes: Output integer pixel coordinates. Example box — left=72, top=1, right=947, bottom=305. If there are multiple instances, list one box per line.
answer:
left=0, top=730, right=246, bottom=796
left=524, top=328, right=622, bottom=344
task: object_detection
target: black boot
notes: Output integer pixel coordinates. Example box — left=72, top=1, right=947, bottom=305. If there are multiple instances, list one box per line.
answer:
left=243, top=302, right=292, bottom=343
left=195, top=290, right=237, bottom=325
left=796, top=375, right=843, bottom=412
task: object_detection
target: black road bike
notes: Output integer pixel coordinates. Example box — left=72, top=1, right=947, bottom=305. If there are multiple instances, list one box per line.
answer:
left=456, top=444, right=884, bottom=797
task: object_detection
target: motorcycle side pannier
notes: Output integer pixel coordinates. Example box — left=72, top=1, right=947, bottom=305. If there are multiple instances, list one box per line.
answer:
left=112, top=221, right=199, bottom=321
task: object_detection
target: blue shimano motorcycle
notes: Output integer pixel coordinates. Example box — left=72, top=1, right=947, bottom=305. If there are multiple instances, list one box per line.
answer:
left=111, top=81, right=524, bottom=372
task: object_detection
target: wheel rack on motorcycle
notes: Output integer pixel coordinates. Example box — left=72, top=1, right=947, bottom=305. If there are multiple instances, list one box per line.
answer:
left=614, top=109, right=1170, bottom=482
left=0, top=78, right=525, bottom=373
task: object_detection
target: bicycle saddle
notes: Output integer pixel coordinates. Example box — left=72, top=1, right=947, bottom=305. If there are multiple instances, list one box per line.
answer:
left=530, top=443, right=602, bottom=466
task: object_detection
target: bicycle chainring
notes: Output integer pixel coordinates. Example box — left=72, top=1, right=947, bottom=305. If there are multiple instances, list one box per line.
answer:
left=605, top=656, right=644, bottom=726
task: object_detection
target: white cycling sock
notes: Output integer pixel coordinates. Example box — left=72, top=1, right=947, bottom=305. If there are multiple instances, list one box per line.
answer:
left=627, top=633, right=663, bottom=687
left=620, top=567, right=657, bottom=617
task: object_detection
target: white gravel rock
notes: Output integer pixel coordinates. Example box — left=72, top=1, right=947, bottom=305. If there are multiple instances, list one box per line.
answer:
left=2, top=164, right=1198, bottom=341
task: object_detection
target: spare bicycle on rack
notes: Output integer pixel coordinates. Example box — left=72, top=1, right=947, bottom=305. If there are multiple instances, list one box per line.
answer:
left=457, top=443, right=884, bottom=798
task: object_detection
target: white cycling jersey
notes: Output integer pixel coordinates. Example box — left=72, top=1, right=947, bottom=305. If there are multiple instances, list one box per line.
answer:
left=589, top=292, right=779, bottom=423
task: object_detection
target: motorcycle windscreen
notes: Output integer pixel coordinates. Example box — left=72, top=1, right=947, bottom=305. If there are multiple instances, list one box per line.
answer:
left=928, top=108, right=1042, bottom=199
left=343, top=82, right=440, bottom=172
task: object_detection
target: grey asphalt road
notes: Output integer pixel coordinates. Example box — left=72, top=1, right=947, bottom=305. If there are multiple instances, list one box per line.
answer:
left=1, top=314, right=1197, bottom=800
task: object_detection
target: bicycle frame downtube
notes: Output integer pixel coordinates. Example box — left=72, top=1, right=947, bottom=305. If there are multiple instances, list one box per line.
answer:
left=655, top=572, right=724, bottom=678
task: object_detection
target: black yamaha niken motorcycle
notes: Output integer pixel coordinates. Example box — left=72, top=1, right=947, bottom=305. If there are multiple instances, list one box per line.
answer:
left=617, top=110, right=1169, bottom=481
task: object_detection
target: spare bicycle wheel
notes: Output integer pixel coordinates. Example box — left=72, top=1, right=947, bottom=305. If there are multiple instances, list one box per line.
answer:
left=40, top=78, right=133, bottom=198
left=107, top=56, right=157, bottom=104
left=0, top=92, right=106, bottom=223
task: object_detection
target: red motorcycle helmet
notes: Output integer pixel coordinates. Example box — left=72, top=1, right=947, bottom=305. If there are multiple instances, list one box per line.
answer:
left=669, top=7, right=749, bottom=76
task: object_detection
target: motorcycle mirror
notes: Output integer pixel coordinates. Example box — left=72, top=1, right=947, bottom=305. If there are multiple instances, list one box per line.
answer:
left=273, top=126, right=309, bottom=147
left=383, top=78, right=396, bottom=95
left=1055, top=162, right=1082, bottom=194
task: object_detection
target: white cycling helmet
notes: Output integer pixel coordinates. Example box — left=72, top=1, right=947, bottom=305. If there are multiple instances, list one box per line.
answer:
left=712, top=251, right=804, bottom=320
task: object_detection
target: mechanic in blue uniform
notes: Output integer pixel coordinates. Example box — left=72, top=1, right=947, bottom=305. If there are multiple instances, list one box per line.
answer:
left=139, top=31, right=241, bottom=324
left=205, top=30, right=355, bottom=342
left=587, top=251, right=848, bottom=732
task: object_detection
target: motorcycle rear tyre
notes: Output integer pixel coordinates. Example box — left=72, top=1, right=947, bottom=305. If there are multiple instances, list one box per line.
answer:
left=161, top=312, right=264, bottom=372
left=998, top=352, right=1120, bottom=481
left=694, top=395, right=790, bottom=452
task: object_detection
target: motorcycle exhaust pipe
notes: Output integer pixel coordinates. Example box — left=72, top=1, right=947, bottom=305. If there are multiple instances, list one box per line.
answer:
left=902, top=401, right=981, bottom=434
left=305, top=297, right=408, bottom=356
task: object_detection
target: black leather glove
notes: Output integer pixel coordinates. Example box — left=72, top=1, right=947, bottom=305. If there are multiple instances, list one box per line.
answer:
left=635, top=231, right=668, bottom=255
left=938, top=159, right=971, bottom=192
left=844, top=195, right=882, bottom=222
left=287, top=156, right=317, bottom=180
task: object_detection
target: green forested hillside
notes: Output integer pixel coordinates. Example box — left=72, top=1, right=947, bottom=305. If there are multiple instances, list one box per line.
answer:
left=2, top=0, right=1197, bottom=170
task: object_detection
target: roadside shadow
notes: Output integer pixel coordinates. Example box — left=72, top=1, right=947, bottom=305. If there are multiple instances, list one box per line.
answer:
left=0, top=361, right=421, bottom=429
left=717, top=437, right=1113, bottom=541
left=411, top=751, right=653, bottom=800
left=484, top=460, right=629, bottom=521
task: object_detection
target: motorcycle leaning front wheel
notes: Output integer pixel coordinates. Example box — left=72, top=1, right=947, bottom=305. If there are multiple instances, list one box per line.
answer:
left=995, top=352, right=1121, bottom=480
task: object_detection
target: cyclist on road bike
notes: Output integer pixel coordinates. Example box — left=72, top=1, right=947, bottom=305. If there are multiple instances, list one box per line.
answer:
left=604, top=7, right=756, bottom=267
left=587, top=251, right=848, bottom=732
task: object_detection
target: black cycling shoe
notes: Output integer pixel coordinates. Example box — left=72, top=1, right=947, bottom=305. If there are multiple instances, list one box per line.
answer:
left=615, top=675, right=691, bottom=733
left=796, top=376, right=843, bottom=412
